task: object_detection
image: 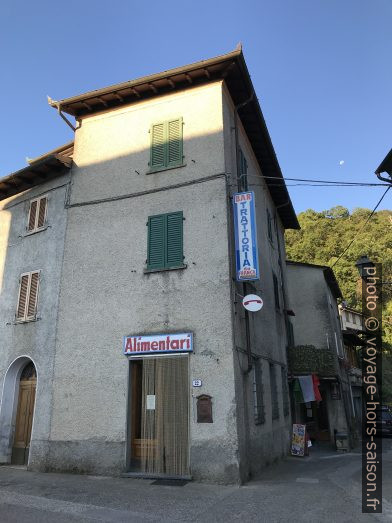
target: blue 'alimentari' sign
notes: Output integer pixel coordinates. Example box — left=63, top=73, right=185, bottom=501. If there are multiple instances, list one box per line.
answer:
left=233, top=191, right=259, bottom=281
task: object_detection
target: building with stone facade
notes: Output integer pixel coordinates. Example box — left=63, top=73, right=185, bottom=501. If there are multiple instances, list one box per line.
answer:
left=0, top=49, right=299, bottom=483
left=286, top=261, right=355, bottom=447
left=338, top=304, right=365, bottom=432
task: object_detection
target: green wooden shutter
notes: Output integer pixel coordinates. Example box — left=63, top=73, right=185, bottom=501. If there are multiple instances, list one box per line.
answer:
left=166, top=212, right=183, bottom=267
left=150, top=123, right=166, bottom=170
left=167, top=118, right=183, bottom=167
left=148, top=215, right=166, bottom=269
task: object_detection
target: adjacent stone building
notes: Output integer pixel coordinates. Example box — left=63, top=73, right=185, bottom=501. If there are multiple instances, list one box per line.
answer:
left=0, top=49, right=299, bottom=482
left=286, top=261, right=354, bottom=446
left=338, top=304, right=365, bottom=432
left=0, top=144, right=72, bottom=466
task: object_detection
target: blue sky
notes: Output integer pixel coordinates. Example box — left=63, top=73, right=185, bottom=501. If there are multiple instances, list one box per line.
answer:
left=1, top=0, right=391, bottom=213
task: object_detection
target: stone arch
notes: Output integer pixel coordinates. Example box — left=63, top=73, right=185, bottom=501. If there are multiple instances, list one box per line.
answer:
left=0, top=356, right=38, bottom=464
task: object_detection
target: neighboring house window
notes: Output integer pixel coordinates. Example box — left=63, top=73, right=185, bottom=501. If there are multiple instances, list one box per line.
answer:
left=27, top=196, right=48, bottom=232
left=149, top=118, right=183, bottom=172
left=281, top=367, right=290, bottom=417
left=287, top=320, right=295, bottom=348
left=335, top=332, right=343, bottom=357
left=270, top=363, right=279, bottom=420
left=272, top=272, right=280, bottom=310
left=238, top=148, right=248, bottom=191
left=267, top=208, right=273, bottom=242
left=253, top=359, right=265, bottom=424
left=16, top=271, right=40, bottom=321
left=147, top=211, right=184, bottom=271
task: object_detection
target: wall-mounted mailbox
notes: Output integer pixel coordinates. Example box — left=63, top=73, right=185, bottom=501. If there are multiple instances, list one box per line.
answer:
left=197, top=394, right=213, bottom=423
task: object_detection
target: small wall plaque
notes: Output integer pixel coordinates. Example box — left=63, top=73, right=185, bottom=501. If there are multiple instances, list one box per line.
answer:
left=192, top=379, right=202, bottom=387
left=197, top=394, right=213, bottom=423
left=146, top=395, right=156, bottom=410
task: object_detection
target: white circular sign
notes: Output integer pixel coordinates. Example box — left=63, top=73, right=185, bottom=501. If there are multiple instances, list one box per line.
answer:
left=242, top=294, right=263, bottom=312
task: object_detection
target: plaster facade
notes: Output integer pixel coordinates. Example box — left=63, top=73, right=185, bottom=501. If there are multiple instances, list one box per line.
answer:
left=0, top=174, right=70, bottom=467
left=286, top=262, right=352, bottom=444
left=222, top=87, right=292, bottom=478
left=1, top=54, right=298, bottom=482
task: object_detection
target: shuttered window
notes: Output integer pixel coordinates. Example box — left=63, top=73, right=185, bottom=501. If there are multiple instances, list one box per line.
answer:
left=16, top=271, right=40, bottom=321
left=270, top=363, right=280, bottom=420
left=273, top=272, right=280, bottom=310
left=238, top=148, right=248, bottom=191
left=281, top=367, right=290, bottom=417
left=267, top=209, right=273, bottom=242
left=149, top=118, right=183, bottom=171
left=147, top=212, right=184, bottom=271
left=253, top=360, right=265, bottom=425
left=27, top=196, right=48, bottom=232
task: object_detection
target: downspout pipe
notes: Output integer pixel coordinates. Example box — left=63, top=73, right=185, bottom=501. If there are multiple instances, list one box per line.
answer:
left=47, top=96, right=76, bottom=132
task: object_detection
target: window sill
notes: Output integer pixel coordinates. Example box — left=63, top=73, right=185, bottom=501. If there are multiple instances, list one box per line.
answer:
left=144, top=264, right=187, bottom=274
left=14, top=317, right=38, bottom=324
left=146, top=163, right=186, bottom=175
left=24, top=226, right=48, bottom=237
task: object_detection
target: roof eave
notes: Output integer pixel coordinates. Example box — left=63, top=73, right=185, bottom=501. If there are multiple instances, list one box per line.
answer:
left=47, top=48, right=299, bottom=229
left=0, top=155, right=72, bottom=202
left=48, top=49, right=243, bottom=114
left=375, top=148, right=392, bottom=176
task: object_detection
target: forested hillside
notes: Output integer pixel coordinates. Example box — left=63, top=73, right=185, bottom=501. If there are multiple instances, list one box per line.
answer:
left=285, top=206, right=392, bottom=402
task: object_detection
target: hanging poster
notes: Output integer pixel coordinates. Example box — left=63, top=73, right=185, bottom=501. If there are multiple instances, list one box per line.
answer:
left=233, top=191, right=259, bottom=281
left=291, top=424, right=306, bottom=456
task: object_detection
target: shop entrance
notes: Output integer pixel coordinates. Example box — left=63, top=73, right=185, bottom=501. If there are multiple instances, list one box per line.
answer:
left=304, top=388, right=331, bottom=443
left=129, top=356, right=189, bottom=476
left=11, top=362, right=37, bottom=465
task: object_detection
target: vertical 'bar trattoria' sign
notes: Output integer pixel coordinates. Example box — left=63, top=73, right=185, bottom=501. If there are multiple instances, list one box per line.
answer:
left=233, top=191, right=259, bottom=281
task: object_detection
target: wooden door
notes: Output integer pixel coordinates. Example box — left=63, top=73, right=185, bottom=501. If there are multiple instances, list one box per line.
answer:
left=11, top=367, right=36, bottom=465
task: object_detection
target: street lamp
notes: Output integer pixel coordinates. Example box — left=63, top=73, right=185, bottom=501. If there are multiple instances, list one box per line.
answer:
left=355, top=255, right=392, bottom=285
left=355, top=255, right=375, bottom=280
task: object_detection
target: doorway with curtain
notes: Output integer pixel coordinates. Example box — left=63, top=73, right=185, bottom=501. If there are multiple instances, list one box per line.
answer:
left=129, top=355, right=189, bottom=477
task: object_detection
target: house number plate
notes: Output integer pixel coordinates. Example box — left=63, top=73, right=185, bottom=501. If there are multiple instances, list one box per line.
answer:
left=192, top=379, right=202, bottom=387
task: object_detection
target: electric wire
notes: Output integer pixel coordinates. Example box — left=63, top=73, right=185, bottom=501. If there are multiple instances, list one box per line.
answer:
left=331, top=185, right=391, bottom=268
left=241, top=173, right=390, bottom=187
left=247, top=183, right=389, bottom=188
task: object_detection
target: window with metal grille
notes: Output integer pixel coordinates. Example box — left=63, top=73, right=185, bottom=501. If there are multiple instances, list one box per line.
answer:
left=281, top=367, right=290, bottom=417
left=269, top=363, right=279, bottom=420
left=147, top=212, right=184, bottom=271
left=149, top=118, right=184, bottom=172
left=238, top=148, right=248, bottom=191
left=27, top=196, right=47, bottom=233
left=287, top=320, right=295, bottom=348
left=267, top=208, right=273, bottom=242
left=16, top=271, right=40, bottom=321
left=253, top=359, right=265, bottom=424
left=272, top=272, right=280, bottom=310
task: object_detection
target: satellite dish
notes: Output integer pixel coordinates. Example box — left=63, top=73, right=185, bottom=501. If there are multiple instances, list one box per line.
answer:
left=242, top=294, right=263, bottom=312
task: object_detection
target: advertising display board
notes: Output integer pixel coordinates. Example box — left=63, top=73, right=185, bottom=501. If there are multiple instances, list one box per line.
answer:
left=233, top=191, right=259, bottom=281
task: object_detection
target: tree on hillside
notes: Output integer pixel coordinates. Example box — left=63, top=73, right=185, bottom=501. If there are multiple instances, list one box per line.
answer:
left=285, top=207, right=392, bottom=321
left=285, top=207, right=392, bottom=403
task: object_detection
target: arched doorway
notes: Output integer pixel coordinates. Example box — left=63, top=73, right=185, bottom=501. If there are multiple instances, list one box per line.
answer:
left=11, top=362, right=37, bottom=465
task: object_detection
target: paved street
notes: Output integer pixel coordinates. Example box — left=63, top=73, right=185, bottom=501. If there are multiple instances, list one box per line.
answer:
left=0, top=441, right=391, bottom=522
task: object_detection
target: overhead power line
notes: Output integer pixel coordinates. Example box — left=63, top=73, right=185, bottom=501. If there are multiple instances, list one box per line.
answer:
left=249, top=183, right=388, bottom=188
left=243, top=174, right=389, bottom=187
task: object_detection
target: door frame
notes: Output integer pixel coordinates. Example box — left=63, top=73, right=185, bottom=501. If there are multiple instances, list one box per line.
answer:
left=0, top=356, right=38, bottom=465
left=125, top=353, right=191, bottom=477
